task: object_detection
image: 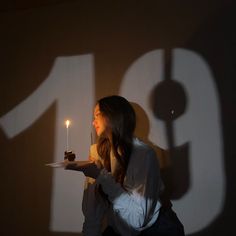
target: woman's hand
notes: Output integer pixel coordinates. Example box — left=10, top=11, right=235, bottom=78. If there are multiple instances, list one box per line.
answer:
left=80, top=161, right=102, bottom=179
left=64, top=160, right=79, bottom=171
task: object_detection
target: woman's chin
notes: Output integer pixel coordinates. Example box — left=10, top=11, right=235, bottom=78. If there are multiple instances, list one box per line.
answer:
left=96, top=130, right=106, bottom=137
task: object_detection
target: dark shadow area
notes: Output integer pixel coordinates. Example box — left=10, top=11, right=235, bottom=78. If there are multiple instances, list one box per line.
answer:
left=149, top=48, right=190, bottom=200
left=132, top=101, right=189, bottom=202
left=150, top=79, right=187, bottom=122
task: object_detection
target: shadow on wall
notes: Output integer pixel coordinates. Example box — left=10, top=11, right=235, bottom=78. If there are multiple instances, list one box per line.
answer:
left=131, top=75, right=190, bottom=201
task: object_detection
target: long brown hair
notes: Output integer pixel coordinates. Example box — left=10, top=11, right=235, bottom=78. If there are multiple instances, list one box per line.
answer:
left=97, top=95, right=136, bottom=184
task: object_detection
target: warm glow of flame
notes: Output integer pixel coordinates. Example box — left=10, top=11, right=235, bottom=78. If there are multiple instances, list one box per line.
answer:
left=65, top=120, right=71, bottom=128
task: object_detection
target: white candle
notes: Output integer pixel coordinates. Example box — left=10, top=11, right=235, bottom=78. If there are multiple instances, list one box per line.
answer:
left=65, top=120, right=71, bottom=151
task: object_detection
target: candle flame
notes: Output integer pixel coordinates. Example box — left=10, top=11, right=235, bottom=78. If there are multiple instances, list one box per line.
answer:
left=65, top=120, right=71, bottom=128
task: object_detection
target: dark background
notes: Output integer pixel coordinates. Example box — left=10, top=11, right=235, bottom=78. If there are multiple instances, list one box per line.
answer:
left=0, top=0, right=235, bottom=235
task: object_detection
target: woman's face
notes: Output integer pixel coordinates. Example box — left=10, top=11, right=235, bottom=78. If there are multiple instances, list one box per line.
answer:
left=93, top=104, right=109, bottom=136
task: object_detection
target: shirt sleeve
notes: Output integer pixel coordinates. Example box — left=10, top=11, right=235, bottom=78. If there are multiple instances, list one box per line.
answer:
left=96, top=147, right=162, bottom=231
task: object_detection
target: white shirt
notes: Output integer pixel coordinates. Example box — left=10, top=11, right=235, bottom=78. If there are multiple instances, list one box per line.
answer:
left=82, top=138, right=163, bottom=236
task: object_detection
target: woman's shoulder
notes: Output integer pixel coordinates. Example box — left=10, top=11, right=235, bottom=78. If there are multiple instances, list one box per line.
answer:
left=129, top=138, right=160, bottom=172
left=132, top=138, right=156, bottom=157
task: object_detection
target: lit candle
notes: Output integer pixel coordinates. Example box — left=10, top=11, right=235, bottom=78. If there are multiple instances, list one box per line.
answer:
left=65, top=119, right=71, bottom=151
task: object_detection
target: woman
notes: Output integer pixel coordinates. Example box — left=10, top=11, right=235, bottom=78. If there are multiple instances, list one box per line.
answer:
left=65, top=95, right=184, bottom=236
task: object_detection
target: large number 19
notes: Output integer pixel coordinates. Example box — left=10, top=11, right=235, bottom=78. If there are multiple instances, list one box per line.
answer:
left=0, top=49, right=225, bottom=235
